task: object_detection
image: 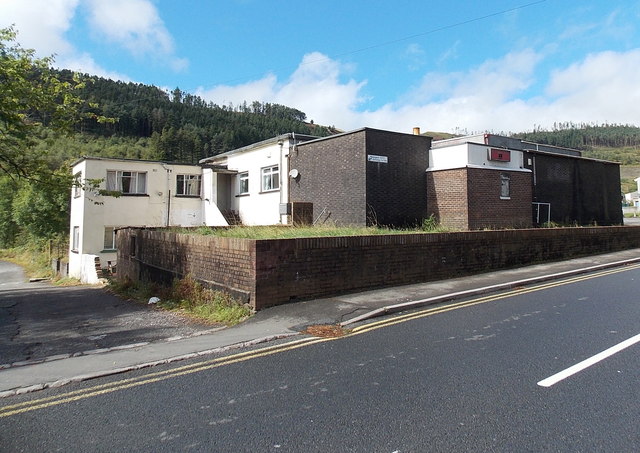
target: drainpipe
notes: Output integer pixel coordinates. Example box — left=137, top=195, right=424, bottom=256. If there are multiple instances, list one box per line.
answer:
left=279, top=137, right=285, bottom=224
left=161, top=163, right=171, bottom=226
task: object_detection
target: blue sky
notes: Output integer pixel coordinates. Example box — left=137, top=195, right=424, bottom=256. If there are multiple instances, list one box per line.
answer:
left=2, top=0, right=640, bottom=134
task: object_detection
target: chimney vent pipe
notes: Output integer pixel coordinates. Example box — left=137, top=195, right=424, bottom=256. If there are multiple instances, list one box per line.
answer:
left=413, top=127, right=421, bottom=135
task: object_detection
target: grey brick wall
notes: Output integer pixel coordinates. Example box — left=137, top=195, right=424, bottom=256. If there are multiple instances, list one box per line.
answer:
left=290, top=130, right=367, bottom=225
left=290, top=128, right=431, bottom=227
left=365, top=129, right=431, bottom=227
left=525, top=152, right=622, bottom=225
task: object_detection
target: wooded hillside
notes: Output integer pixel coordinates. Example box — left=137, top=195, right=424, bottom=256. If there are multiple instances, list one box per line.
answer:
left=58, top=70, right=337, bottom=163
left=512, top=123, right=640, bottom=164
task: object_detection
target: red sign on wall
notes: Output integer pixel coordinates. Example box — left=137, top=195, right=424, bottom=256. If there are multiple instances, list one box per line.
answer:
left=489, top=148, right=511, bottom=162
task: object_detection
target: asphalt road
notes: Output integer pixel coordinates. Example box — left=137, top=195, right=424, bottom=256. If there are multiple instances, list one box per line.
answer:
left=0, top=261, right=217, bottom=365
left=1, top=264, right=639, bottom=452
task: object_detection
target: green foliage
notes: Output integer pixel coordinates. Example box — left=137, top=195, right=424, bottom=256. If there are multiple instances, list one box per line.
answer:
left=12, top=173, right=70, bottom=240
left=63, top=74, right=337, bottom=163
left=0, top=176, right=19, bottom=247
left=512, top=123, right=640, bottom=153
left=173, top=224, right=450, bottom=239
left=109, top=275, right=251, bottom=325
left=420, top=215, right=441, bottom=232
left=0, top=26, right=108, bottom=179
left=0, top=236, right=67, bottom=278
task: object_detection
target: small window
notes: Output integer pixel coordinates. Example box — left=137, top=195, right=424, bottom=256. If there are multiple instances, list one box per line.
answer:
left=73, top=172, right=82, bottom=198
left=239, top=172, right=249, bottom=194
left=106, top=170, right=147, bottom=194
left=72, top=226, right=80, bottom=252
left=500, top=174, right=510, bottom=199
left=103, top=227, right=116, bottom=250
left=261, top=165, right=279, bottom=192
left=176, top=174, right=201, bottom=196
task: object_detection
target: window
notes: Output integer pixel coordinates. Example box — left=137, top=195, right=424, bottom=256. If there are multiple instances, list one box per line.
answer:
left=261, top=165, right=279, bottom=192
left=176, top=174, right=201, bottom=196
left=106, top=170, right=147, bottom=194
left=73, top=172, right=82, bottom=198
left=103, top=227, right=116, bottom=250
left=239, top=172, right=249, bottom=194
left=500, top=173, right=510, bottom=199
left=72, top=226, right=80, bottom=252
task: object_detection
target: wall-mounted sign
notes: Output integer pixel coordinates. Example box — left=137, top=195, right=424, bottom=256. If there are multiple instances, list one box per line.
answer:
left=489, top=148, right=511, bottom=162
left=367, top=154, right=388, bottom=163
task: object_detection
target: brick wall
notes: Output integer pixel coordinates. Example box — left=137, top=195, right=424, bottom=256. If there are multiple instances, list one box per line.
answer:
left=467, top=168, right=532, bottom=229
left=426, top=168, right=469, bottom=229
left=365, top=129, right=431, bottom=226
left=290, top=128, right=431, bottom=227
left=525, top=152, right=622, bottom=225
left=290, top=130, right=367, bottom=225
left=117, top=226, right=640, bottom=310
left=116, top=228, right=256, bottom=304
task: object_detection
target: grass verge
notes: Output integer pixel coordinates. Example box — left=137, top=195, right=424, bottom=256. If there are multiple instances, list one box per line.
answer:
left=0, top=242, right=57, bottom=279
left=108, top=275, right=252, bottom=326
left=173, top=217, right=450, bottom=240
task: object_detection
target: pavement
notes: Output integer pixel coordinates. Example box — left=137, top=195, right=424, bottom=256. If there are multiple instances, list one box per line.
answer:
left=1, top=248, right=640, bottom=397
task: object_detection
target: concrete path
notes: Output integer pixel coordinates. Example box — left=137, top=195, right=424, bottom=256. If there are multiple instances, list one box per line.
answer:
left=2, top=248, right=640, bottom=397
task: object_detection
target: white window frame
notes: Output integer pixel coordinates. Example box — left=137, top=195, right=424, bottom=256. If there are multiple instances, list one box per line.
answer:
left=261, top=165, right=279, bottom=192
left=73, top=172, right=82, bottom=198
left=106, top=170, right=147, bottom=194
left=176, top=174, right=202, bottom=196
left=239, top=172, right=249, bottom=195
left=103, top=227, right=116, bottom=250
left=500, top=173, right=511, bottom=200
left=72, top=226, right=80, bottom=252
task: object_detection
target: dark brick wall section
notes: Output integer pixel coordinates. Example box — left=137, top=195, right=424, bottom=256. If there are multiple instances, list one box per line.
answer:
left=290, top=128, right=432, bottom=227
left=525, top=152, right=622, bottom=225
left=117, top=228, right=256, bottom=304
left=290, top=130, right=367, bottom=225
left=365, top=129, right=431, bottom=227
left=118, top=226, right=640, bottom=310
left=467, top=168, right=532, bottom=230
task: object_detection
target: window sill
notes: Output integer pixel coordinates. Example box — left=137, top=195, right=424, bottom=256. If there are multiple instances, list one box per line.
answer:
left=120, top=193, right=149, bottom=197
left=235, top=193, right=250, bottom=198
left=259, top=189, right=280, bottom=194
left=175, top=195, right=201, bottom=199
left=101, top=249, right=117, bottom=253
left=71, top=249, right=79, bottom=254
left=500, top=197, right=511, bottom=200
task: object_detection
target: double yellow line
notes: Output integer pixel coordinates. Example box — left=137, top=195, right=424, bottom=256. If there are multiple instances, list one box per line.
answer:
left=2, top=263, right=638, bottom=418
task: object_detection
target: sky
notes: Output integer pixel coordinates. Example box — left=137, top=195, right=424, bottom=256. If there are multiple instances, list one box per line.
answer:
left=2, top=0, right=640, bottom=135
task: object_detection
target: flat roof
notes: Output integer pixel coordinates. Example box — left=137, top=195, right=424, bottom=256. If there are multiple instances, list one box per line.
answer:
left=70, top=156, right=202, bottom=168
left=199, top=133, right=319, bottom=163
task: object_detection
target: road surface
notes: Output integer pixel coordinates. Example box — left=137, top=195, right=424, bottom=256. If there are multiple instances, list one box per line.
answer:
left=1, top=263, right=639, bottom=452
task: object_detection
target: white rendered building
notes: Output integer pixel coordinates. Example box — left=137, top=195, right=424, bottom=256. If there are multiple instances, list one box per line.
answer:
left=200, top=133, right=317, bottom=226
left=69, top=157, right=214, bottom=283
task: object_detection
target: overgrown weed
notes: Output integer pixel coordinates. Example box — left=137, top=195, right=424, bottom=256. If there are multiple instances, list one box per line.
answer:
left=108, top=275, right=252, bottom=326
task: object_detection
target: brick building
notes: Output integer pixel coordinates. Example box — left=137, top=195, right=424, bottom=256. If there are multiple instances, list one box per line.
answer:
left=288, top=128, right=431, bottom=226
left=429, top=134, right=622, bottom=228
left=71, top=128, right=622, bottom=282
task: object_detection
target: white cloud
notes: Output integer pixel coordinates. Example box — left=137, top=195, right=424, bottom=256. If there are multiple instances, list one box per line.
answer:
left=0, top=0, right=122, bottom=78
left=196, top=47, right=640, bottom=135
left=197, top=52, right=366, bottom=128
left=58, top=52, right=131, bottom=81
left=544, top=49, right=640, bottom=125
left=85, top=0, right=188, bottom=71
left=0, top=0, right=79, bottom=57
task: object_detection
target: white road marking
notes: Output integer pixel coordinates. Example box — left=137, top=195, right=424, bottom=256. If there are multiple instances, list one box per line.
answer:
left=538, top=333, right=640, bottom=387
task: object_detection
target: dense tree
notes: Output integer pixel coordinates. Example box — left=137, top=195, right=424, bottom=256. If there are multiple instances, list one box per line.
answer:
left=0, top=27, right=108, bottom=179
